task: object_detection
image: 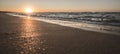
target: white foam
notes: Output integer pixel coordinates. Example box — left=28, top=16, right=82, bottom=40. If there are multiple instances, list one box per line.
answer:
left=7, top=13, right=120, bottom=36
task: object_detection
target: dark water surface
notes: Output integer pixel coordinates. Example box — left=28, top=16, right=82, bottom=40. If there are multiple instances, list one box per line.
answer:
left=34, top=12, right=120, bottom=27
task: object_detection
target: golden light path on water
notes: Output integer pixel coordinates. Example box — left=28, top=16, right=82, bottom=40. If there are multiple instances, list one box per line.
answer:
left=20, top=16, right=38, bottom=38
left=18, top=16, right=46, bottom=54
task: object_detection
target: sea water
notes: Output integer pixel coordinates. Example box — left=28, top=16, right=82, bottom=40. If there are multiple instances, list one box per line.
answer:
left=7, top=12, right=120, bottom=35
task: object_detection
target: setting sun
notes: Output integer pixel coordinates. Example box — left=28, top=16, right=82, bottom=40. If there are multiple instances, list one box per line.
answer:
left=25, top=8, right=33, bottom=13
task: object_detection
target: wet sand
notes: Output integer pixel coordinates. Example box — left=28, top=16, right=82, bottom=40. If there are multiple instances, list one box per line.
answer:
left=0, top=13, right=120, bottom=54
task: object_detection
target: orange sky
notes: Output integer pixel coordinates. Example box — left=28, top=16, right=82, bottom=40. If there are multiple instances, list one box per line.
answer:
left=0, top=0, right=120, bottom=12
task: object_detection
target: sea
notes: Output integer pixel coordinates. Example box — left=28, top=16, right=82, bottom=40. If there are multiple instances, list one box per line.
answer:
left=7, top=12, right=120, bottom=35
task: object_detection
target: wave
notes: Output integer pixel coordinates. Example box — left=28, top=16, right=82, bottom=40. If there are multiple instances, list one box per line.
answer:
left=7, top=12, right=120, bottom=35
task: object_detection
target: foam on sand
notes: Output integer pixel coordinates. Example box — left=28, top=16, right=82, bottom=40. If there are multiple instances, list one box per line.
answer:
left=7, top=13, right=120, bottom=35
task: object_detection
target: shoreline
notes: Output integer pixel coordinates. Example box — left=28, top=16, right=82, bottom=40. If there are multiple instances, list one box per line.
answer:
left=0, top=13, right=120, bottom=54
left=7, top=13, right=120, bottom=36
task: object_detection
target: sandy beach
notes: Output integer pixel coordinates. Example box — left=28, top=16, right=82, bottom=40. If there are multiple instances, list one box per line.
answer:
left=0, top=13, right=120, bottom=54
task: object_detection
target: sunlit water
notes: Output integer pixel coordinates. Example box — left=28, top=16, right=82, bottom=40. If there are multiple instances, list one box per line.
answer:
left=20, top=17, right=55, bottom=54
left=19, top=17, right=39, bottom=54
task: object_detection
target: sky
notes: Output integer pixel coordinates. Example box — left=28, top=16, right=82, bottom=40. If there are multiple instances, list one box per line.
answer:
left=0, top=0, right=120, bottom=12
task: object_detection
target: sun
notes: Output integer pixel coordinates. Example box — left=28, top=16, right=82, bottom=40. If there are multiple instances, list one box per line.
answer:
left=25, top=8, right=33, bottom=13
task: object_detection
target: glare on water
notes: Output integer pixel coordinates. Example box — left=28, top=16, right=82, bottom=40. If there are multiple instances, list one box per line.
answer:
left=18, top=17, right=45, bottom=54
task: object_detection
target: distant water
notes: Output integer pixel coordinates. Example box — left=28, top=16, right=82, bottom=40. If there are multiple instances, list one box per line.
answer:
left=7, top=12, right=120, bottom=35
left=33, top=12, right=120, bottom=26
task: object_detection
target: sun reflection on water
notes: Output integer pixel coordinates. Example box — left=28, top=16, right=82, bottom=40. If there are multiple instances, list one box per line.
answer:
left=19, top=17, right=41, bottom=54
left=20, top=16, right=38, bottom=37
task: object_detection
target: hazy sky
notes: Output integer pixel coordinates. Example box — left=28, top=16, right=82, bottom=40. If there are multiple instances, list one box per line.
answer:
left=0, top=0, right=120, bottom=12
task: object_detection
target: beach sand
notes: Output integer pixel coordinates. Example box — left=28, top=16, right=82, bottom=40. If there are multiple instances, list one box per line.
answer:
left=0, top=13, right=120, bottom=54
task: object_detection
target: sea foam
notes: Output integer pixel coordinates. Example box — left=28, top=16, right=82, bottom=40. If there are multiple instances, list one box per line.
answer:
left=7, top=13, right=120, bottom=35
